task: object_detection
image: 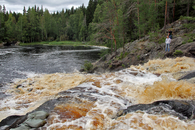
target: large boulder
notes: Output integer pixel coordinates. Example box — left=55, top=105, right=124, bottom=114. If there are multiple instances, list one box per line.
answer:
left=116, top=100, right=195, bottom=120
left=0, top=111, right=49, bottom=130
left=3, top=41, right=17, bottom=46
left=177, top=42, right=195, bottom=57
left=178, top=71, right=195, bottom=81
left=0, top=115, right=27, bottom=130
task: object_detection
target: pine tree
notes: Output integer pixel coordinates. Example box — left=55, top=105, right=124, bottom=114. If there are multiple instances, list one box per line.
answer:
left=40, top=15, right=46, bottom=41
left=91, top=0, right=122, bottom=52
left=5, top=13, right=16, bottom=42
left=16, top=14, right=23, bottom=42
left=27, top=7, right=38, bottom=42
left=79, top=15, right=87, bottom=41
left=164, top=0, right=168, bottom=33
left=43, top=9, right=51, bottom=40
left=134, top=0, right=159, bottom=38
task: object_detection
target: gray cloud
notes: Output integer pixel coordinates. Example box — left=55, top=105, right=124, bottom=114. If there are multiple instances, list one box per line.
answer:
left=2, top=0, right=89, bottom=13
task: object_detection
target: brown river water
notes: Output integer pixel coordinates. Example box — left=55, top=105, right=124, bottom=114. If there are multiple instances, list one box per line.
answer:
left=1, top=56, right=195, bottom=129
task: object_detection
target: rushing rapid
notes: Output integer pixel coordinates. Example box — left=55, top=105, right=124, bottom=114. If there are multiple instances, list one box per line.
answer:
left=1, top=56, right=195, bottom=129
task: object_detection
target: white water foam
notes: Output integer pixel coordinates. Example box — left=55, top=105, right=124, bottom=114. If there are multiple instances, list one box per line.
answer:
left=44, top=69, right=163, bottom=129
left=14, top=70, right=42, bottom=78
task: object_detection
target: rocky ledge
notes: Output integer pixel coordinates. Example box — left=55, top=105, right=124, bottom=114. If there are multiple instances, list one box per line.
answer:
left=116, top=100, right=195, bottom=120
left=88, top=19, right=195, bottom=73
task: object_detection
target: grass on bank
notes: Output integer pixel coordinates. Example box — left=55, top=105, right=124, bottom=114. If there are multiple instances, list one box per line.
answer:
left=19, top=41, right=90, bottom=46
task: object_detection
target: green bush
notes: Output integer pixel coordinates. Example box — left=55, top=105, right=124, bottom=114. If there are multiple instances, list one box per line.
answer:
left=182, top=33, right=195, bottom=44
left=56, top=38, right=60, bottom=42
left=174, top=50, right=183, bottom=56
left=180, top=16, right=195, bottom=21
left=137, top=55, right=140, bottom=60
left=118, top=52, right=129, bottom=60
left=82, top=61, right=93, bottom=72
left=183, top=23, right=195, bottom=31
left=48, top=37, right=54, bottom=42
left=98, top=49, right=111, bottom=58
left=188, top=39, right=193, bottom=43
left=60, top=34, right=69, bottom=41
left=148, top=25, right=160, bottom=41
left=157, top=37, right=166, bottom=44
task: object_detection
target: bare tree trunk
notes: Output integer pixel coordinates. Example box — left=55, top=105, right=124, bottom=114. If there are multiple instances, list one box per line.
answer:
left=122, top=27, right=125, bottom=54
left=111, top=39, right=113, bottom=53
left=164, top=1, right=167, bottom=33
left=187, top=0, right=190, bottom=16
left=137, top=0, right=140, bottom=39
left=167, top=1, right=170, bottom=24
left=114, top=37, right=117, bottom=52
left=173, top=0, right=175, bottom=22
left=155, top=0, right=156, bottom=7
left=113, top=0, right=119, bottom=53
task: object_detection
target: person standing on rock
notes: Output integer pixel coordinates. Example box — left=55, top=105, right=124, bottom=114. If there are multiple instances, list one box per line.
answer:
left=168, top=30, right=173, bottom=39
left=165, top=35, right=171, bottom=52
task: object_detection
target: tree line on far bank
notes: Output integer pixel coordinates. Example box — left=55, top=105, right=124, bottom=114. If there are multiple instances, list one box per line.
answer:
left=0, top=0, right=195, bottom=52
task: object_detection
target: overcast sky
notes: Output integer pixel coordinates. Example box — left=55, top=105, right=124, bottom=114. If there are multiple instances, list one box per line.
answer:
left=1, top=0, right=89, bottom=13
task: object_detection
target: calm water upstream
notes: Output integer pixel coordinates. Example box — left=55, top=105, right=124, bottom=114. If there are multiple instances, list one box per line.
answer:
left=0, top=45, right=104, bottom=84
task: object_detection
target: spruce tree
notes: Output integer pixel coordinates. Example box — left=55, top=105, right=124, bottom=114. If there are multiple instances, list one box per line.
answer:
left=86, top=0, right=98, bottom=26
left=5, top=13, right=16, bottom=42
left=0, top=5, right=4, bottom=42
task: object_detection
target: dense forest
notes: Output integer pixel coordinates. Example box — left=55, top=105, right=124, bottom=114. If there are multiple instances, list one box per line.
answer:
left=0, top=0, right=195, bottom=50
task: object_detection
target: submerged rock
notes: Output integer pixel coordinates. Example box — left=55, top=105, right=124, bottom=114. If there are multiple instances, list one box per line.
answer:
left=116, top=100, right=195, bottom=120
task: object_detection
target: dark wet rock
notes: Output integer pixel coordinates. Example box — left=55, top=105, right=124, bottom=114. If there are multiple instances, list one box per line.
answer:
left=153, top=73, right=161, bottom=77
left=3, top=41, right=17, bottom=46
left=16, top=85, right=24, bottom=89
left=0, top=85, right=129, bottom=129
left=178, top=71, right=195, bottom=81
left=116, top=100, right=195, bottom=120
left=34, top=85, right=128, bottom=114
left=0, top=111, right=49, bottom=130
left=0, top=84, right=4, bottom=88
left=27, top=88, right=33, bottom=92
left=31, top=99, right=58, bottom=113
left=0, top=115, right=27, bottom=130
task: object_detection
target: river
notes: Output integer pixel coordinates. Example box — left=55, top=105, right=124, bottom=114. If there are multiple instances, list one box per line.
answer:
left=0, top=45, right=103, bottom=84
left=0, top=46, right=195, bottom=129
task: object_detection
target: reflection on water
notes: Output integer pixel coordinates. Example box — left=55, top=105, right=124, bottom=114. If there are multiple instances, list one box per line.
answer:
left=1, top=53, right=195, bottom=129
left=0, top=45, right=102, bottom=84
